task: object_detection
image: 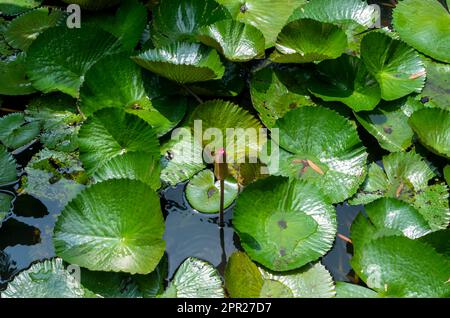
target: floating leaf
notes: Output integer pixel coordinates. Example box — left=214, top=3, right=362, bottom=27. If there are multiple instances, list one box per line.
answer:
left=60, top=0, right=121, bottom=11
left=185, top=169, right=238, bottom=213
left=0, top=145, right=18, bottom=186
left=78, top=108, right=160, bottom=175
left=265, top=106, right=367, bottom=203
left=420, top=57, right=450, bottom=110
left=132, top=42, right=225, bottom=84
left=197, top=19, right=265, bottom=62
left=309, top=55, right=381, bottom=111
left=151, top=0, right=230, bottom=47
left=354, top=97, right=423, bottom=152
left=54, top=179, right=166, bottom=274
left=393, top=0, right=450, bottom=63
left=445, top=165, right=450, bottom=186
left=361, top=32, right=426, bottom=101
left=79, top=53, right=187, bottom=136
left=250, top=65, right=315, bottom=128
left=93, top=153, right=161, bottom=190
left=25, top=94, right=83, bottom=152
left=335, top=282, right=378, bottom=298
left=409, top=108, right=450, bottom=159
left=160, top=257, right=224, bottom=298
left=228, top=160, right=266, bottom=187
left=80, top=269, right=141, bottom=298
left=0, top=112, right=39, bottom=149
left=234, top=176, right=336, bottom=271
left=26, top=26, right=123, bottom=97
left=0, top=0, right=42, bottom=16
left=1, top=258, right=87, bottom=298
left=0, top=191, right=13, bottom=221
left=270, top=19, right=347, bottom=64
left=216, top=0, right=307, bottom=48
left=351, top=236, right=450, bottom=297
left=0, top=53, right=37, bottom=95
left=418, top=229, right=450, bottom=258
left=4, top=8, right=65, bottom=51
left=350, top=151, right=450, bottom=231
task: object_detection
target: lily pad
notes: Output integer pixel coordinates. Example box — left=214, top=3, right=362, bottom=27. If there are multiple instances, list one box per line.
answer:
left=60, top=0, right=121, bottom=11
left=350, top=151, right=450, bottom=231
left=0, top=112, right=40, bottom=149
left=418, top=229, right=450, bottom=258
left=185, top=169, right=238, bottom=213
left=197, top=19, right=265, bottom=62
left=132, top=42, right=225, bottom=84
left=309, top=55, right=381, bottom=111
left=0, top=191, right=13, bottom=221
left=409, top=108, right=450, bottom=159
left=54, top=179, right=166, bottom=274
left=393, top=0, right=450, bottom=63
left=0, top=0, right=42, bottom=16
left=216, top=0, right=307, bottom=48
left=265, top=106, right=367, bottom=203
left=445, top=165, right=450, bottom=186
left=0, top=145, right=18, bottom=186
left=270, top=19, right=347, bottom=64
left=354, top=97, right=423, bottom=152
left=93, top=153, right=161, bottom=190
left=25, top=94, right=83, bottom=152
left=228, top=160, right=266, bottom=187
left=1, top=258, right=87, bottom=298
left=26, top=26, right=123, bottom=97
left=420, top=57, right=450, bottom=110
left=151, top=0, right=230, bottom=47
left=335, top=282, right=378, bottom=298
left=4, top=8, right=65, bottom=51
left=361, top=32, right=426, bottom=101
left=79, top=53, right=187, bottom=136
left=234, top=176, right=337, bottom=271
left=351, top=236, right=450, bottom=297
left=78, top=108, right=160, bottom=175
left=160, top=257, right=224, bottom=298
left=250, top=65, right=315, bottom=128
left=0, top=53, right=37, bottom=95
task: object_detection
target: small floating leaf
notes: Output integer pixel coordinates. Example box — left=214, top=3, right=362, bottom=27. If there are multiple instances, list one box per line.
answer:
left=420, top=57, right=450, bottom=110
left=0, top=145, right=18, bottom=186
left=0, top=191, right=13, bottom=220
left=335, top=282, right=378, bottom=298
left=185, top=169, right=238, bottom=213
left=234, top=176, right=336, bottom=271
left=0, top=112, right=39, bottom=149
left=132, top=42, right=225, bottom=84
left=0, top=53, right=37, bottom=95
left=54, top=179, right=166, bottom=274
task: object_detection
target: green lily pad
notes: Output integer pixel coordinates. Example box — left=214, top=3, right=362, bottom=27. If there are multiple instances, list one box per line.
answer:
left=4, top=8, right=65, bottom=51
left=270, top=19, right=347, bottom=64
left=1, top=258, right=87, bottom=298
left=25, top=94, right=83, bottom=152
left=309, top=55, right=381, bottom=111
left=85, top=0, right=147, bottom=51
left=54, top=179, right=166, bottom=274
left=78, top=108, right=160, bottom=175
left=0, top=112, right=40, bottom=149
left=80, top=269, right=141, bottom=298
left=60, top=0, right=121, bottom=11
left=361, top=32, right=426, bottom=101
left=350, top=151, right=450, bottom=231
left=26, top=26, right=123, bottom=97
left=185, top=169, right=238, bottom=213
left=265, top=106, right=367, bottom=203
left=393, top=0, right=450, bottom=63
left=234, top=176, right=336, bottom=271
left=133, top=42, right=225, bottom=84
left=409, top=108, right=450, bottom=159
left=351, top=236, right=450, bottom=297
left=0, top=191, right=13, bottom=221
left=418, top=229, right=450, bottom=258
left=160, top=257, right=224, bottom=298
left=354, top=97, right=423, bottom=152
left=0, top=145, right=18, bottom=186
left=197, top=19, right=265, bottom=62
left=0, top=53, right=37, bottom=95
left=151, top=0, right=230, bottom=47
left=160, top=128, right=206, bottom=186
left=79, top=53, right=187, bottom=136
left=216, top=0, right=307, bottom=48
left=189, top=100, right=262, bottom=162
left=445, top=165, right=450, bottom=186
left=0, top=0, right=42, bottom=16
left=22, top=149, right=87, bottom=211
left=250, top=65, right=315, bottom=128
left=335, top=282, right=378, bottom=298
left=420, top=57, right=450, bottom=110
left=93, top=153, right=161, bottom=190
left=228, top=160, right=266, bottom=187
